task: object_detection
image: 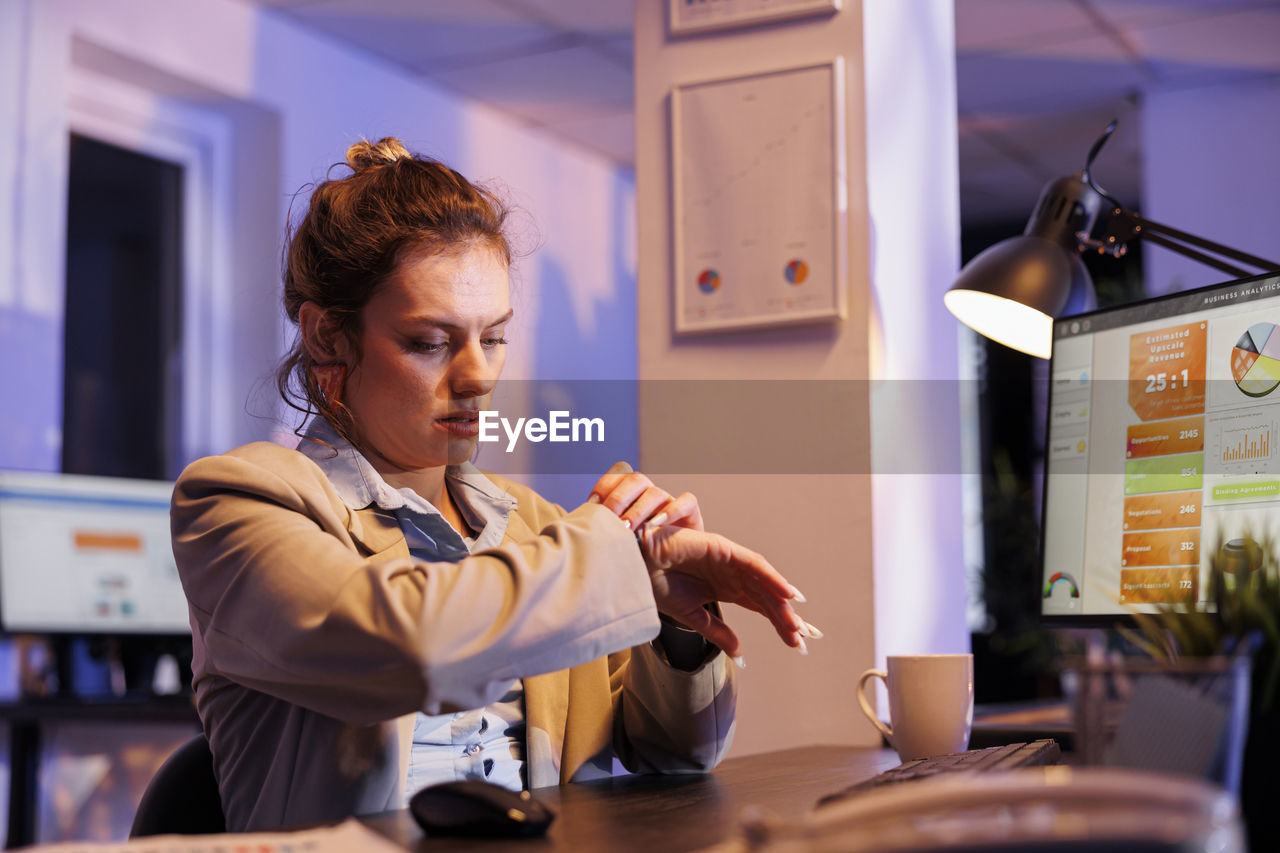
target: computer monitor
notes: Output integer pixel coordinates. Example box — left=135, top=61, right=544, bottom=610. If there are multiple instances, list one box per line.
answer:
left=1041, top=271, right=1280, bottom=622
left=0, top=470, right=190, bottom=634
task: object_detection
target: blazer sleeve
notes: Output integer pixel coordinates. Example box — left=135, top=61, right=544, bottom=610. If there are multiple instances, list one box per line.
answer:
left=608, top=633, right=737, bottom=774
left=487, top=474, right=737, bottom=773
left=172, top=443, right=660, bottom=727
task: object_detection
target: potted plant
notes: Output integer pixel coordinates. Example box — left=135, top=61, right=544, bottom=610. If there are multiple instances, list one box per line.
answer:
left=1122, top=529, right=1280, bottom=849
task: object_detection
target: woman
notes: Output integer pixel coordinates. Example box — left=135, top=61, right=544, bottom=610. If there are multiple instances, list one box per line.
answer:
left=171, top=138, right=814, bottom=831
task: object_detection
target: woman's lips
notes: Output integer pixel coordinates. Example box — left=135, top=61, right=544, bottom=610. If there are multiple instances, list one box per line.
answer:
left=437, top=411, right=479, bottom=437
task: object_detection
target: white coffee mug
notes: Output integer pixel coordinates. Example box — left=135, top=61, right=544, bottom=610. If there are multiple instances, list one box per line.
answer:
left=857, top=654, right=974, bottom=761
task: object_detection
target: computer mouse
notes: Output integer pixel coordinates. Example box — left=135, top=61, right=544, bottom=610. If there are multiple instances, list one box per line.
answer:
left=408, top=779, right=555, bottom=837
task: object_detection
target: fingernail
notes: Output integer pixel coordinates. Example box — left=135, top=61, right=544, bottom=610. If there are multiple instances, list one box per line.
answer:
left=804, top=621, right=824, bottom=639
left=796, top=637, right=809, bottom=656
left=622, top=518, right=632, bottom=530
left=649, top=512, right=668, bottom=527
left=732, top=656, right=747, bottom=669
left=790, top=586, right=807, bottom=603
left=588, top=494, right=601, bottom=504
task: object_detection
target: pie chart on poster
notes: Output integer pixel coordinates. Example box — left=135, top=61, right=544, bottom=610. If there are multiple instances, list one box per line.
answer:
left=784, top=259, right=808, bottom=285
left=697, top=269, right=720, bottom=294
left=1232, top=322, right=1280, bottom=397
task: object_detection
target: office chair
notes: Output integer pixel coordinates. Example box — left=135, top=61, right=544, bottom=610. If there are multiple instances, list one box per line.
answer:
left=129, top=733, right=226, bottom=837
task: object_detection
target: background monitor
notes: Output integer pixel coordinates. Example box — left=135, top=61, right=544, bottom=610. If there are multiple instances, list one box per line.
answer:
left=1042, top=272, right=1280, bottom=621
left=0, top=470, right=189, bottom=634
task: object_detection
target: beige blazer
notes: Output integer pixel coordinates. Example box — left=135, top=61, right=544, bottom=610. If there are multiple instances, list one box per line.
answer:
left=172, top=442, right=735, bottom=831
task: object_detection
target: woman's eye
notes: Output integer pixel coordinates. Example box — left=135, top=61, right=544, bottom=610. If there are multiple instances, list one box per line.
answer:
left=482, top=337, right=510, bottom=349
left=411, top=341, right=448, bottom=353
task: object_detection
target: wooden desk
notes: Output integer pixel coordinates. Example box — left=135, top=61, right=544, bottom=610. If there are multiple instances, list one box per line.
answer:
left=361, top=745, right=901, bottom=852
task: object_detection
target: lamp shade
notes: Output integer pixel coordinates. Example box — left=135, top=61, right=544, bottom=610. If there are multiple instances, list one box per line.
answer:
left=945, top=235, right=1095, bottom=358
left=946, top=174, right=1103, bottom=358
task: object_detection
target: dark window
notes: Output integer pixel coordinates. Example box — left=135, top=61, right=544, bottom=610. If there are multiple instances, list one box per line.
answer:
left=62, top=134, right=183, bottom=479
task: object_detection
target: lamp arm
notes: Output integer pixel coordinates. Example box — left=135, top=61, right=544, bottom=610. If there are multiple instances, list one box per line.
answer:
left=1107, top=208, right=1280, bottom=275
left=1140, top=231, right=1253, bottom=279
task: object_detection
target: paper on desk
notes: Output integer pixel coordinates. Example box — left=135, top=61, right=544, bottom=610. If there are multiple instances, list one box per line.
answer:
left=19, top=818, right=405, bottom=853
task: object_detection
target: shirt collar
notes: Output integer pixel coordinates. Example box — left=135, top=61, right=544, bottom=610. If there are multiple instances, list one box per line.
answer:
left=296, top=418, right=517, bottom=525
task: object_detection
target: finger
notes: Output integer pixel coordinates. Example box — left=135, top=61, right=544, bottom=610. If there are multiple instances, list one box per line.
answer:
left=648, top=491, right=703, bottom=531
left=761, top=597, right=806, bottom=647
left=620, top=486, right=670, bottom=530
left=722, top=541, right=797, bottom=601
left=722, top=577, right=802, bottom=646
left=587, top=460, right=633, bottom=504
left=668, top=605, right=742, bottom=659
left=598, top=472, right=657, bottom=521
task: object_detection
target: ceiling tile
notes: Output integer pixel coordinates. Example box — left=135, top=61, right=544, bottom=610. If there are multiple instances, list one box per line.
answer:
left=596, top=33, right=634, bottom=63
left=954, top=0, right=1099, bottom=52
left=426, top=45, right=633, bottom=114
left=543, top=111, right=636, bottom=165
left=1128, top=9, right=1280, bottom=71
left=957, top=54, right=1149, bottom=114
left=279, top=0, right=561, bottom=69
left=953, top=0, right=1257, bottom=57
left=500, top=0, right=634, bottom=36
left=1091, top=0, right=1279, bottom=12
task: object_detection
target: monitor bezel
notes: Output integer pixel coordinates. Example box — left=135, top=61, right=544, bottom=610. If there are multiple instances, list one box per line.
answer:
left=1037, top=269, right=1280, bottom=629
left=0, top=467, right=192, bottom=637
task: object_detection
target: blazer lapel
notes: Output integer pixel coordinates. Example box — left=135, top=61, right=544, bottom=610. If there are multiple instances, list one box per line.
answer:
left=347, top=506, right=410, bottom=558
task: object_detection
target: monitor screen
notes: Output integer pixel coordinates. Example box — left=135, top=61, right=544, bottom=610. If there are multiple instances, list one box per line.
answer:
left=1042, top=272, right=1280, bottom=620
left=0, top=470, right=190, bottom=634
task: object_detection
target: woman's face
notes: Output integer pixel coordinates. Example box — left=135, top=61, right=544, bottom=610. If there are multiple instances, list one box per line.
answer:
left=340, top=242, right=511, bottom=473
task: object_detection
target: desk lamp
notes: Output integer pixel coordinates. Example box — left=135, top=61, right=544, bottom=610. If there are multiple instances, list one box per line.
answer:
left=945, top=120, right=1280, bottom=358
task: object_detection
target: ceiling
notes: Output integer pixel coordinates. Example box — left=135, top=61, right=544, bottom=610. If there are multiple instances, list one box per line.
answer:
left=245, top=0, right=1280, bottom=227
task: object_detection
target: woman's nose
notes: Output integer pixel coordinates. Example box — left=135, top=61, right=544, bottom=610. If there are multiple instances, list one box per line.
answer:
left=450, top=341, right=498, bottom=398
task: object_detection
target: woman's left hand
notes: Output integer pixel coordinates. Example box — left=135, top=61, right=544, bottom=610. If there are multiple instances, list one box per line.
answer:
left=588, top=461, right=703, bottom=532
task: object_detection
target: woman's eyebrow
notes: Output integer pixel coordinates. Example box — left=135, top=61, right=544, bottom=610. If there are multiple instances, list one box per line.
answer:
left=407, top=309, right=514, bottom=331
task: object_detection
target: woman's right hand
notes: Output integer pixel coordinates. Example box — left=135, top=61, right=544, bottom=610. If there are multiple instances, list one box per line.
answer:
left=636, top=525, right=812, bottom=660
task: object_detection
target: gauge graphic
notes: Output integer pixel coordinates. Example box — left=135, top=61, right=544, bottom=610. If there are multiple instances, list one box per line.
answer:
left=784, top=259, right=808, bottom=285
left=697, top=269, right=720, bottom=294
left=1042, top=571, right=1080, bottom=599
left=1232, top=322, right=1280, bottom=397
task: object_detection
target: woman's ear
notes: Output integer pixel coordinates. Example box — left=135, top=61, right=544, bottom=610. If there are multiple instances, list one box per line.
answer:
left=298, top=301, right=349, bottom=364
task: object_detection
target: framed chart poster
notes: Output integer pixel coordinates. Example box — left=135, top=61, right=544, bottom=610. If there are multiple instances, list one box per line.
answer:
left=669, top=0, right=842, bottom=36
left=671, top=60, right=847, bottom=334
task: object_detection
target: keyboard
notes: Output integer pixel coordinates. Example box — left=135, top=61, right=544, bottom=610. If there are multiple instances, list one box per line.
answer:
left=817, top=739, right=1062, bottom=807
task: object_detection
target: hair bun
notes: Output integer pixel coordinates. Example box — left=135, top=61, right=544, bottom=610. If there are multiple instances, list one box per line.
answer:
left=346, top=137, right=412, bottom=172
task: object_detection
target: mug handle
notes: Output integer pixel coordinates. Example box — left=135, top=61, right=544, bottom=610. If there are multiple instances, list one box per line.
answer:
left=856, top=668, right=894, bottom=743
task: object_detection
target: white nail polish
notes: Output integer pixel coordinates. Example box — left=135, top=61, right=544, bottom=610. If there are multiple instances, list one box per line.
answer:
left=804, top=622, right=824, bottom=639
left=587, top=494, right=601, bottom=504
left=796, top=637, right=809, bottom=656
left=649, top=512, right=668, bottom=527
left=732, top=656, right=747, bottom=669
left=790, top=586, right=807, bottom=603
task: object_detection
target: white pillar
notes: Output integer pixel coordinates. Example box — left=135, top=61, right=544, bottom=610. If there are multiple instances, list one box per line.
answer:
left=634, top=0, right=965, bottom=754
left=864, top=1, right=969, bottom=665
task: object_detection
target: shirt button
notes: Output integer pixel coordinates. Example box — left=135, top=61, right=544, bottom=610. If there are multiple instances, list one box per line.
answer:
left=465, top=743, right=482, bottom=757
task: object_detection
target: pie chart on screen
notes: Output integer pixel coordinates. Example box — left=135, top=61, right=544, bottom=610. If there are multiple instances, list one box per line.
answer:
left=1232, top=322, right=1280, bottom=397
